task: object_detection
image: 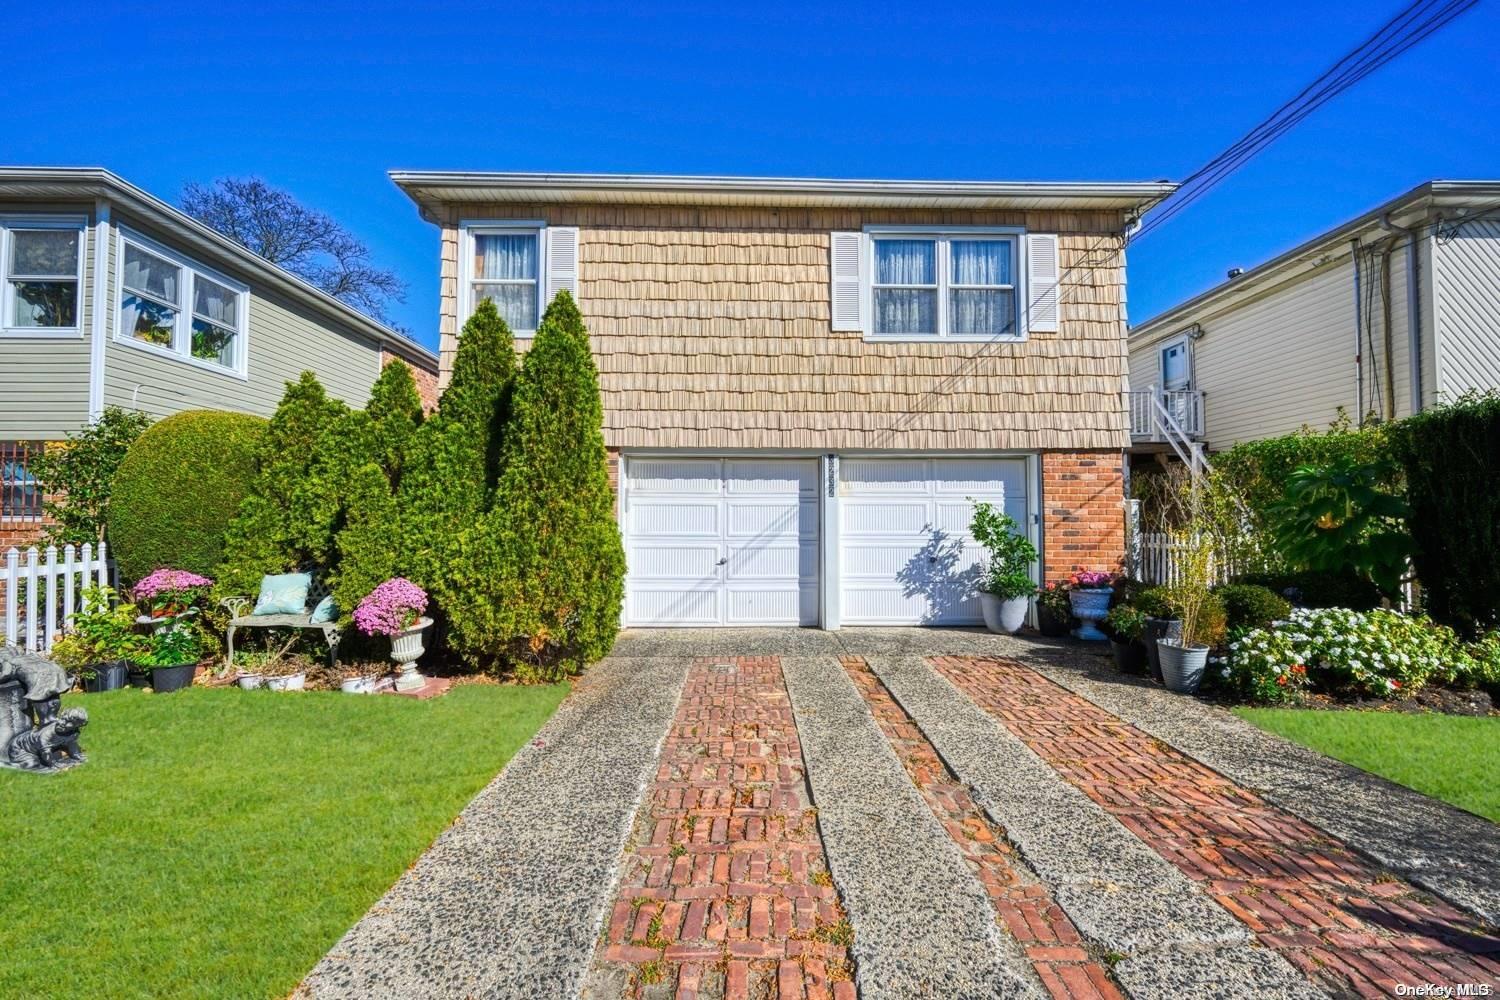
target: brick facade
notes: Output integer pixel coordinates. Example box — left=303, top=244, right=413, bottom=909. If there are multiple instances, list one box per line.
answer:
left=380, top=351, right=440, bottom=413
left=1041, top=450, right=1126, bottom=584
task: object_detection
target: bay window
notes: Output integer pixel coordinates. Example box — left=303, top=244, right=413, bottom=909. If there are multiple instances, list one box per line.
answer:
left=117, top=230, right=247, bottom=375
left=1, top=217, right=85, bottom=335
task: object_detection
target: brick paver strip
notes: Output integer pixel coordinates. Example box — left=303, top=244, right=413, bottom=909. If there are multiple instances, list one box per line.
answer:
left=936, top=655, right=1500, bottom=999
left=584, top=656, right=856, bottom=1000
left=299, top=655, right=690, bottom=1000
left=835, top=655, right=1119, bottom=1000
left=781, top=656, right=1044, bottom=999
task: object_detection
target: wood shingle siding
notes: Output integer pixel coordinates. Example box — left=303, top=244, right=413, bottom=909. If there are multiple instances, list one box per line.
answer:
left=438, top=204, right=1132, bottom=451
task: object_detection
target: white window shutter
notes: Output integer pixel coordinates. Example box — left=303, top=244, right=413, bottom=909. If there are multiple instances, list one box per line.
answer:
left=1025, top=233, right=1060, bottom=333
left=544, top=226, right=579, bottom=304
left=829, top=231, right=865, bottom=331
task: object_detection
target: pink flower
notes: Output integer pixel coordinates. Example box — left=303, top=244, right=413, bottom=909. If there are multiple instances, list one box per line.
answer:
left=131, top=568, right=214, bottom=602
left=1067, top=568, right=1115, bottom=589
left=354, top=577, right=429, bottom=637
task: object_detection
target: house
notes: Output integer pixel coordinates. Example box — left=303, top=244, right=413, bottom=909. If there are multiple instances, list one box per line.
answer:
left=1127, top=180, right=1500, bottom=466
left=392, top=171, right=1175, bottom=628
left=0, top=166, right=438, bottom=550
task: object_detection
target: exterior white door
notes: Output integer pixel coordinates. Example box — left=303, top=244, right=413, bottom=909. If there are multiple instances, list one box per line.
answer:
left=624, top=458, right=819, bottom=626
left=839, top=457, right=1030, bottom=626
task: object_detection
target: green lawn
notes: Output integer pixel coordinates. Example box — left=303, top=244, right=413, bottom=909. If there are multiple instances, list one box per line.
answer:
left=1234, top=707, right=1500, bottom=822
left=0, top=683, right=567, bottom=1000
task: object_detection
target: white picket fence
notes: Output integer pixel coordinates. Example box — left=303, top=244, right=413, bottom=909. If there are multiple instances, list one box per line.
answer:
left=1134, top=532, right=1251, bottom=587
left=2, top=543, right=112, bottom=653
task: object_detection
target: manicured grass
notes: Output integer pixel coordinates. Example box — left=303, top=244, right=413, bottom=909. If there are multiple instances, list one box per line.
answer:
left=1234, top=707, right=1500, bottom=822
left=0, top=683, right=567, bottom=1000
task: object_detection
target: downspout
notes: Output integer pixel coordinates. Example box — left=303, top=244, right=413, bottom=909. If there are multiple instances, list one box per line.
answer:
left=1379, top=213, right=1424, bottom=413
left=87, top=198, right=112, bottom=422
left=1350, top=239, right=1363, bottom=419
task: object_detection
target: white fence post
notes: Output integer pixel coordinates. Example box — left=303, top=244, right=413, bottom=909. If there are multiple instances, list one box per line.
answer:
left=1, top=541, right=117, bottom=652
left=3, top=547, right=17, bottom=647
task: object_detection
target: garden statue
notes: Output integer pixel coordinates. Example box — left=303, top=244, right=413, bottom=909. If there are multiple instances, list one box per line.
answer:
left=0, top=645, right=89, bottom=773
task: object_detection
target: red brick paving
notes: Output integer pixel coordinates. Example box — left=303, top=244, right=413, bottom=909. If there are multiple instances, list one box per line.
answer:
left=594, top=656, right=856, bottom=999
left=838, top=656, right=1123, bottom=1000
left=935, top=655, right=1500, bottom=999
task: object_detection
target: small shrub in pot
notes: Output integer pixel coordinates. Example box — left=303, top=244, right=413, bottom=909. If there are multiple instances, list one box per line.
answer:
left=1036, top=583, right=1073, bottom=637
left=1102, top=604, right=1148, bottom=674
left=969, top=501, right=1037, bottom=634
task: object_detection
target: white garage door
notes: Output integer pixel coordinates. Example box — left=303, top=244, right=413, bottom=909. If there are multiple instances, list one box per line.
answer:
left=840, top=457, right=1030, bottom=626
left=624, top=458, right=819, bottom=626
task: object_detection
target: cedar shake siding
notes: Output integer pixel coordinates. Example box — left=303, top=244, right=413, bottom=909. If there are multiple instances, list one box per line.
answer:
left=434, top=204, right=1133, bottom=453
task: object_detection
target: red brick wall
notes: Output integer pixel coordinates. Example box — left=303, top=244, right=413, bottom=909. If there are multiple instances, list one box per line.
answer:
left=1041, top=450, right=1126, bottom=584
left=606, top=449, right=620, bottom=517
left=380, top=351, right=440, bottom=413
left=0, top=520, right=47, bottom=553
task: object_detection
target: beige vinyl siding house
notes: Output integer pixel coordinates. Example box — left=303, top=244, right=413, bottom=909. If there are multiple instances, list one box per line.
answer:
left=1128, top=180, right=1500, bottom=458
left=0, top=167, right=436, bottom=549
left=395, top=172, right=1175, bottom=629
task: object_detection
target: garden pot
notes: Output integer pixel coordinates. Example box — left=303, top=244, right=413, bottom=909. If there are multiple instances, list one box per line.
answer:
left=264, top=673, right=306, bottom=692
left=127, top=666, right=150, bottom=688
left=979, top=593, right=1030, bottom=635
left=1068, top=588, right=1113, bottom=641
left=150, top=663, right=196, bottom=693
left=1157, top=640, right=1209, bottom=694
left=1037, top=605, right=1071, bottom=637
left=81, top=660, right=129, bottom=693
left=1109, top=638, right=1147, bottom=675
left=340, top=676, right=377, bottom=694
left=236, top=674, right=265, bottom=690
left=1141, top=617, right=1181, bottom=683
left=391, top=617, right=434, bottom=692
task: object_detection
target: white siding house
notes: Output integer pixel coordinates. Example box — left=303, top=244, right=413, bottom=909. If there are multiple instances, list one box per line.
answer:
left=1128, top=181, right=1500, bottom=457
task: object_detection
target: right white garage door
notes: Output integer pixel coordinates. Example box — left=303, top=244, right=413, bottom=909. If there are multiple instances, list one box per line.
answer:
left=839, top=457, right=1031, bottom=626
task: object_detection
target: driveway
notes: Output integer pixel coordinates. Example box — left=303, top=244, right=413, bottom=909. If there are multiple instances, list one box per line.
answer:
left=300, top=629, right=1500, bottom=1000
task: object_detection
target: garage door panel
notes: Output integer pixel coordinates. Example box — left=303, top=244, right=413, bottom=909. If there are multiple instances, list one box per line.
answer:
left=629, top=588, right=720, bottom=626
left=631, top=544, right=720, bottom=581
left=725, top=587, right=807, bottom=626
left=629, top=459, right=722, bottom=493
left=842, top=541, right=926, bottom=579
left=727, top=543, right=809, bottom=580
left=842, top=500, right=930, bottom=535
left=725, top=460, right=817, bottom=495
left=930, top=458, right=1028, bottom=498
left=932, top=497, right=1024, bottom=535
left=726, top=502, right=802, bottom=539
left=840, top=457, right=929, bottom=493
left=631, top=499, right=720, bottom=537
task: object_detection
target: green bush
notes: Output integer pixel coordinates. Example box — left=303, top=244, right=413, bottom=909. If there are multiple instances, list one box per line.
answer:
left=28, top=406, right=152, bottom=547
left=1391, top=393, right=1500, bottom=635
left=1214, top=583, right=1292, bottom=632
left=1233, top=570, right=1382, bottom=611
left=1268, top=457, right=1411, bottom=600
left=331, top=462, right=400, bottom=617
left=1133, top=586, right=1176, bottom=619
left=1103, top=604, right=1146, bottom=641
left=109, top=410, right=265, bottom=581
left=1131, top=585, right=1226, bottom=646
left=445, top=291, right=624, bottom=679
left=367, top=360, right=424, bottom=481
left=969, top=501, right=1036, bottom=599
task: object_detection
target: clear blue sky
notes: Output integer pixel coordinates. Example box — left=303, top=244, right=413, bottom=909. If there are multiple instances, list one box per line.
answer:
left=10, top=0, right=1497, bottom=351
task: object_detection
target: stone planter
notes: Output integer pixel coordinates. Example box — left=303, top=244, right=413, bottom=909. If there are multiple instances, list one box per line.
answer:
left=1108, top=638, right=1147, bottom=674
left=264, top=673, right=306, bottom=692
left=340, top=676, right=378, bottom=694
left=1141, top=617, right=1181, bottom=684
left=391, top=617, right=434, bottom=692
left=979, top=593, right=1030, bottom=635
left=1068, top=588, right=1113, bottom=641
left=1157, top=640, right=1209, bottom=694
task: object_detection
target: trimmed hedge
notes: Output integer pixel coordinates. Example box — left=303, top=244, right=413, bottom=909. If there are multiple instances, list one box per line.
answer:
left=1213, top=583, right=1291, bottom=632
left=109, top=410, right=266, bottom=581
left=1234, top=569, right=1382, bottom=612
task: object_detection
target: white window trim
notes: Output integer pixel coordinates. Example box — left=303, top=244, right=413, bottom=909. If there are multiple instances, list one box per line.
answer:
left=1158, top=334, right=1192, bottom=390
left=0, top=214, right=88, bottom=339
left=459, top=219, right=547, bottom=338
left=862, top=225, right=1028, bottom=343
left=113, top=226, right=250, bottom=380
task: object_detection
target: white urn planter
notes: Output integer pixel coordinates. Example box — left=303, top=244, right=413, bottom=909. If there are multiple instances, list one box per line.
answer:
left=979, top=592, right=1030, bottom=635
left=1068, top=588, right=1113, bottom=641
left=391, top=617, right=434, bottom=692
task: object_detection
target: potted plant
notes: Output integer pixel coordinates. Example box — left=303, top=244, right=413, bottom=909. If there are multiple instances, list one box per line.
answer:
left=1036, top=583, right=1073, bottom=637
left=138, top=620, right=203, bottom=693
left=130, top=568, right=214, bottom=621
left=1133, top=587, right=1180, bottom=683
left=969, top=501, right=1038, bottom=634
left=1102, top=605, right=1148, bottom=674
left=354, top=578, right=431, bottom=692
left=260, top=654, right=309, bottom=692
left=335, top=664, right=382, bottom=694
left=49, top=587, right=148, bottom=692
left=1066, top=569, right=1116, bottom=640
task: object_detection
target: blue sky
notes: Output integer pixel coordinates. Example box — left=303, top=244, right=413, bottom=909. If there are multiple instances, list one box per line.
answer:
left=9, top=1, right=1497, bottom=351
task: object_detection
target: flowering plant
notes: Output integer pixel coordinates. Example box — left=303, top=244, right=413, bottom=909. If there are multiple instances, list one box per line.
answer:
left=130, top=568, right=213, bottom=617
left=1067, top=569, right=1115, bottom=589
left=1037, top=581, right=1073, bottom=619
left=354, top=578, right=429, bottom=637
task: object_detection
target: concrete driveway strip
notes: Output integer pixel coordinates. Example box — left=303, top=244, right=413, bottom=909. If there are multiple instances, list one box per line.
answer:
left=780, top=656, right=1045, bottom=1000
left=297, top=655, right=690, bottom=1000
left=866, top=654, right=1324, bottom=1000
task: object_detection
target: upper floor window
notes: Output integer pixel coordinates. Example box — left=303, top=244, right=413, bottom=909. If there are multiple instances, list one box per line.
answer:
left=871, top=233, right=1018, bottom=339
left=117, top=229, right=247, bottom=376
left=1, top=217, right=85, bottom=336
left=468, top=226, right=540, bottom=334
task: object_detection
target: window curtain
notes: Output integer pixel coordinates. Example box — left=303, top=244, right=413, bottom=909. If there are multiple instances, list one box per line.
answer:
left=951, top=240, right=1011, bottom=286
left=875, top=240, right=936, bottom=335
left=194, top=277, right=239, bottom=326
left=875, top=240, right=934, bottom=285
left=476, top=234, right=537, bottom=280
left=123, top=245, right=179, bottom=302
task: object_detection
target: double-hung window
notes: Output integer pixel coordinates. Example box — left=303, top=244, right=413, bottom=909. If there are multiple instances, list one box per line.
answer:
left=870, top=232, right=1020, bottom=340
left=467, top=226, right=540, bottom=334
left=1, top=217, right=85, bottom=336
left=117, top=230, right=247, bottom=375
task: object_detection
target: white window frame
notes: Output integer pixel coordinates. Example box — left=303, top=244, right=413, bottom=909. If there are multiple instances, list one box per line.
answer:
left=0, top=215, right=87, bottom=339
left=863, top=225, right=1028, bottom=343
left=460, top=220, right=546, bottom=338
left=113, top=227, right=250, bottom=380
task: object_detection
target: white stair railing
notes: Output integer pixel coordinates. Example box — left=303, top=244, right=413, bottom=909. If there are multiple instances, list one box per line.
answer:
left=1150, top=392, right=1209, bottom=481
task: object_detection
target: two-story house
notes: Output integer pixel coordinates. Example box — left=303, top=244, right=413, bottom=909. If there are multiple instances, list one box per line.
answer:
left=1128, top=180, right=1500, bottom=464
left=392, top=171, right=1174, bottom=629
left=0, top=167, right=438, bottom=550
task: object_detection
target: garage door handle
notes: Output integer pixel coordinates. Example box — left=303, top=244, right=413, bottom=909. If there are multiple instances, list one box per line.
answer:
left=717, top=557, right=728, bottom=565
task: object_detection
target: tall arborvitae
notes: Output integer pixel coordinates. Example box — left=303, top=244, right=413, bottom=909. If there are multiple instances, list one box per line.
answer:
left=396, top=298, right=516, bottom=593
left=445, top=291, right=624, bottom=678
left=331, top=461, right=401, bottom=616
left=366, top=360, right=425, bottom=482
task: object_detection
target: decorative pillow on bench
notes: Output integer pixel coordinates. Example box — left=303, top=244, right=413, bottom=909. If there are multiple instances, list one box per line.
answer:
left=252, top=572, right=312, bottom=616
left=309, top=594, right=338, bottom=624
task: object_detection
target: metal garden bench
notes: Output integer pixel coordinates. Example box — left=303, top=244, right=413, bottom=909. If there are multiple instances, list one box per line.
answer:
left=220, top=574, right=342, bottom=668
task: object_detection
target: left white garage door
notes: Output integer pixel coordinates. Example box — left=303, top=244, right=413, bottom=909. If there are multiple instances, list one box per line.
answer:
left=624, top=458, right=819, bottom=626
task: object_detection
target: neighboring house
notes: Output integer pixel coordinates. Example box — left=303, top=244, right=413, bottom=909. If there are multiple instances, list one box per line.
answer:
left=1128, top=180, right=1500, bottom=466
left=392, top=171, right=1175, bottom=628
left=0, top=166, right=438, bottom=551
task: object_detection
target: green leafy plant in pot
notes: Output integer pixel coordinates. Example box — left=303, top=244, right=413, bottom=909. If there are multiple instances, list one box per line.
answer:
left=1102, top=604, right=1148, bottom=674
left=1133, top=586, right=1180, bottom=683
left=969, top=501, right=1037, bottom=634
left=47, top=587, right=148, bottom=692
left=1153, top=482, right=1229, bottom=694
left=137, top=618, right=203, bottom=693
left=1036, top=582, right=1073, bottom=637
